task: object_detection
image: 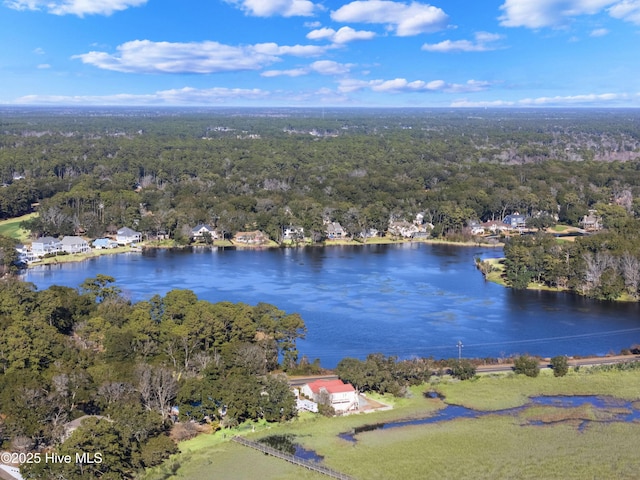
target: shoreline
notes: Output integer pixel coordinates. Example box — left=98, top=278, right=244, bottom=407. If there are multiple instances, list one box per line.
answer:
left=24, top=236, right=503, bottom=268
left=479, top=257, right=639, bottom=303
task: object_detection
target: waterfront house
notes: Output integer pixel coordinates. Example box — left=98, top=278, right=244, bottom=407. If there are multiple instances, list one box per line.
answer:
left=15, top=244, right=37, bottom=263
left=93, top=238, right=119, bottom=249
left=191, top=224, right=218, bottom=241
left=325, top=221, right=346, bottom=239
left=31, top=236, right=61, bottom=257
left=234, top=230, right=269, bottom=245
left=301, top=379, right=359, bottom=413
left=60, top=236, right=90, bottom=254
left=481, top=220, right=510, bottom=234
left=283, top=226, right=304, bottom=241
left=503, top=214, right=527, bottom=229
left=388, top=221, right=418, bottom=238
left=116, top=227, right=142, bottom=245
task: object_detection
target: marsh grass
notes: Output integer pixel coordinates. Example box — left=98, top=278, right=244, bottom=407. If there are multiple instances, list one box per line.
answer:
left=144, top=361, right=640, bottom=480
left=435, top=369, right=640, bottom=410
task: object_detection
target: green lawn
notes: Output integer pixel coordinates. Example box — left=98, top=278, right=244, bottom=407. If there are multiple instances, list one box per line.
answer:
left=0, top=213, right=36, bottom=242
left=144, top=369, right=640, bottom=480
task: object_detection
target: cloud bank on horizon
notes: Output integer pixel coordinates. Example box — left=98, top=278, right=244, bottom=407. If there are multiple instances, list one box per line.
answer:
left=2, top=0, right=640, bottom=107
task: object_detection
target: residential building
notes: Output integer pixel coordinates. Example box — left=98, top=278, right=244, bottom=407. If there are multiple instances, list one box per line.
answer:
left=481, top=220, right=510, bottom=234
left=15, top=244, right=37, bottom=263
left=503, top=214, right=527, bottom=228
left=93, top=238, right=119, bottom=249
left=325, top=221, right=346, bottom=239
left=116, top=227, right=142, bottom=245
left=580, top=210, right=603, bottom=231
left=283, top=226, right=304, bottom=241
left=31, top=236, right=61, bottom=256
left=191, top=224, right=218, bottom=241
left=300, top=379, right=359, bottom=413
left=388, top=221, right=419, bottom=238
left=234, top=230, right=269, bottom=245
left=60, top=236, right=91, bottom=254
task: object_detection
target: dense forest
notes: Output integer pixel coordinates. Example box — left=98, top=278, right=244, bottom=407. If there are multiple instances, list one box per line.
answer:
left=0, top=275, right=305, bottom=478
left=2, top=108, right=640, bottom=243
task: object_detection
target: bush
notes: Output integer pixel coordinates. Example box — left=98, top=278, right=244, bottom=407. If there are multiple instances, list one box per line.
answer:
left=513, top=355, right=540, bottom=377
left=550, top=355, right=569, bottom=377
left=449, top=359, right=477, bottom=380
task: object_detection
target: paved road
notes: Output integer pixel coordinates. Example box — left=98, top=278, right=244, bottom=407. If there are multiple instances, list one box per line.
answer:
left=476, top=354, right=640, bottom=373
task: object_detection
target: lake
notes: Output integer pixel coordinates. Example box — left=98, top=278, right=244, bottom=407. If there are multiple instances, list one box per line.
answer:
left=21, top=243, right=640, bottom=368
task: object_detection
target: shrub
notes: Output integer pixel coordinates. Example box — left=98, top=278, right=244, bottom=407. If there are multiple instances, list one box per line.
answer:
left=550, top=355, right=569, bottom=377
left=513, top=355, right=540, bottom=377
left=449, top=359, right=477, bottom=380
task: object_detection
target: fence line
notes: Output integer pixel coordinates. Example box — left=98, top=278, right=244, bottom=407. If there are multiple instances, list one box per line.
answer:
left=232, top=436, right=356, bottom=480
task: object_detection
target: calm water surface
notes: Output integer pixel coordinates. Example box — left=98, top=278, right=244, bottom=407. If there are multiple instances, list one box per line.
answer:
left=21, top=243, right=640, bottom=367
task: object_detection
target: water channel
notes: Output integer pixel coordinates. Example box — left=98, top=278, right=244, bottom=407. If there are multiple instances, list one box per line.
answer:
left=21, top=243, right=640, bottom=368
left=339, top=395, right=640, bottom=443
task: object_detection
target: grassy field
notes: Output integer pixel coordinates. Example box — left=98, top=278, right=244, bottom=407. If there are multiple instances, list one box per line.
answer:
left=144, top=369, right=640, bottom=480
left=0, top=213, right=36, bottom=242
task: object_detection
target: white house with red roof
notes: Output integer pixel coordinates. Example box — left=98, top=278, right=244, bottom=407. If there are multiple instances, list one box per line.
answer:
left=300, top=379, right=359, bottom=413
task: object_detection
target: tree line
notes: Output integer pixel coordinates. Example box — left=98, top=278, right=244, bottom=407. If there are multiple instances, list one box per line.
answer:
left=1, top=109, right=639, bottom=245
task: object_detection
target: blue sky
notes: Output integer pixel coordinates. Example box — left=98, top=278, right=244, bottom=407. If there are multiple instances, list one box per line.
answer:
left=1, top=0, right=639, bottom=107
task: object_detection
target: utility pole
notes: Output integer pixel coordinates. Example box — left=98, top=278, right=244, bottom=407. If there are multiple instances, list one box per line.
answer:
left=457, top=340, right=463, bottom=360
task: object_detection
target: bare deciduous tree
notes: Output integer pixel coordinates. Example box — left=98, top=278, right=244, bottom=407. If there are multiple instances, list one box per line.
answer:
left=97, top=381, right=134, bottom=406
left=136, top=365, right=178, bottom=420
left=582, top=251, right=616, bottom=292
left=621, top=252, right=640, bottom=298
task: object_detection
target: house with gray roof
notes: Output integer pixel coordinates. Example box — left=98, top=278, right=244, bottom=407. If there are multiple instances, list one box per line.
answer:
left=60, top=236, right=90, bottom=254
left=31, top=236, right=61, bottom=257
left=116, top=227, right=142, bottom=245
left=191, top=224, right=218, bottom=241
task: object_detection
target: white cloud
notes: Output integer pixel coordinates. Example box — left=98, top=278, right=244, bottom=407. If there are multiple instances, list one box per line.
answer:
left=520, top=92, right=623, bottom=104
left=261, top=60, right=352, bottom=77
left=261, top=68, right=309, bottom=77
left=608, top=0, right=640, bottom=23
left=73, top=40, right=329, bottom=74
left=33, top=47, right=45, bottom=55
left=13, top=87, right=269, bottom=105
left=253, top=42, right=329, bottom=56
left=310, top=60, right=352, bottom=75
left=498, top=0, right=640, bottom=28
left=337, top=78, right=370, bottom=93
left=422, top=32, right=503, bottom=52
left=590, top=27, right=610, bottom=35
left=225, top=0, right=318, bottom=17
left=307, top=26, right=376, bottom=43
left=5, top=0, right=147, bottom=16
left=338, top=77, right=491, bottom=94
left=450, top=99, right=516, bottom=107
left=307, top=27, right=335, bottom=41
left=331, top=0, right=449, bottom=36
left=452, top=92, right=630, bottom=107
left=37, top=63, right=51, bottom=69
